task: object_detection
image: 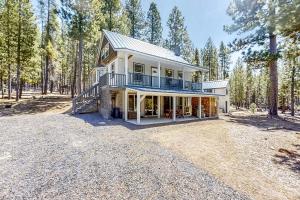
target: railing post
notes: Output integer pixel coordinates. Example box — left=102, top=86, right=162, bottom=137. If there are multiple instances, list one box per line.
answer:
left=158, top=61, right=161, bottom=88
left=125, top=53, right=128, bottom=85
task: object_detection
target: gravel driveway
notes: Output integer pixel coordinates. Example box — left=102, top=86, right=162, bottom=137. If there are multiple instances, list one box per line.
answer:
left=0, top=113, right=248, bottom=199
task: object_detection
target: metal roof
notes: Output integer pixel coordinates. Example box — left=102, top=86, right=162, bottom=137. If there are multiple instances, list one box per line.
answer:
left=202, top=80, right=229, bottom=89
left=103, top=30, right=207, bottom=71
left=127, top=86, right=224, bottom=96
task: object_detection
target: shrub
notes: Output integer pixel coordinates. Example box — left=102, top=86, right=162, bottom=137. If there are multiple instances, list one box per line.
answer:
left=250, top=103, right=257, bottom=113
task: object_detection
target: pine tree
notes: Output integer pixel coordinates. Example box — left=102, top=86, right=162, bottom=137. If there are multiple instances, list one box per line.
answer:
left=230, top=58, right=245, bottom=109
left=166, top=6, right=185, bottom=51
left=218, top=41, right=230, bottom=79
left=15, top=0, right=37, bottom=100
left=203, top=37, right=218, bottom=80
left=145, top=2, right=162, bottom=45
left=225, top=0, right=280, bottom=116
left=194, top=48, right=200, bottom=66
left=101, top=0, right=121, bottom=31
left=125, top=0, right=144, bottom=39
left=0, top=0, right=18, bottom=99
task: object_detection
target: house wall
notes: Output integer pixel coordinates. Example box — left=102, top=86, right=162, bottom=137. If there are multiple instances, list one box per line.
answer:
left=213, top=87, right=230, bottom=113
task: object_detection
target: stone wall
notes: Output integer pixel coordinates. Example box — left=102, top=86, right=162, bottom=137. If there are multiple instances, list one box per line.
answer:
left=99, top=88, right=112, bottom=119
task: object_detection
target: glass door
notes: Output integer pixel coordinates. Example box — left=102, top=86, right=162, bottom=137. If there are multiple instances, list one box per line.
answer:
left=145, top=96, right=158, bottom=117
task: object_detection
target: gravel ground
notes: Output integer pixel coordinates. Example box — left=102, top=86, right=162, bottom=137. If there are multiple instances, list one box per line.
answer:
left=149, top=112, right=300, bottom=200
left=0, top=113, right=248, bottom=200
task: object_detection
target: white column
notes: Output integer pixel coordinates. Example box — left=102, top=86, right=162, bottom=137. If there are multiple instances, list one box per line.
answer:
left=137, top=92, right=141, bottom=124
left=201, top=72, right=204, bottom=92
left=182, top=70, right=185, bottom=89
left=199, top=97, right=202, bottom=119
left=125, top=53, right=128, bottom=85
left=124, top=89, right=128, bottom=121
left=157, top=96, right=161, bottom=118
left=216, top=97, right=219, bottom=117
left=158, top=61, right=161, bottom=88
left=172, top=96, right=176, bottom=121
left=182, top=97, right=185, bottom=115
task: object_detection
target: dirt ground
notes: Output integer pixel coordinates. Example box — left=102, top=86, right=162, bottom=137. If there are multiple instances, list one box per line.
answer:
left=0, top=91, right=72, bottom=116
left=148, top=111, right=300, bottom=200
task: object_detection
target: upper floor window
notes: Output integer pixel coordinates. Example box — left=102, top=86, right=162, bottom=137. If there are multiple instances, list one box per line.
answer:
left=165, top=69, right=174, bottom=78
left=178, top=71, right=183, bottom=79
left=133, top=63, right=144, bottom=82
left=111, top=62, right=115, bottom=78
left=101, top=44, right=109, bottom=60
left=134, top=63, right=144, bottom=74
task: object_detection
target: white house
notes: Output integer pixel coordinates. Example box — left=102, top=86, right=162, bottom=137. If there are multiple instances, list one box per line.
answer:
left=203, top=80, right=230, bottom=113
left=73, top=30, right=225, bottom=125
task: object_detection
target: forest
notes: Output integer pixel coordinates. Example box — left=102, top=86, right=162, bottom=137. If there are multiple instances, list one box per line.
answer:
left=0, top=0, right=299, bottom=117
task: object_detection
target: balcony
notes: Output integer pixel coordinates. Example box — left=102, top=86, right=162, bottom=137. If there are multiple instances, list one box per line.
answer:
left=98, top=73, right=202, bottom=91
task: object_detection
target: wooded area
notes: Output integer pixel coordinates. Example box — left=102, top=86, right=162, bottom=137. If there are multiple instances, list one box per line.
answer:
left=0, top=0, right=299, bottom=117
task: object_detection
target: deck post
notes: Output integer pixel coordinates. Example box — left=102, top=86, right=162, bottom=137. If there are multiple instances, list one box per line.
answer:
left=199, top=97, right=202, bottom=119
left=124, top=89, right=128, bottom=121
left=137, top=92, right=141, bottom=124
left=182, top=70, right=185, bottom=89
left=158, top=61, right=161, bottom=88
left=125, top=53, right=128, bottom=85
left=172, top=96, right=176, bottom=121
left=158, top=96, right=161, bottom=118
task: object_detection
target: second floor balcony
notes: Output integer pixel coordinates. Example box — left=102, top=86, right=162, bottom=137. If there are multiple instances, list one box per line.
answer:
left=98, top=73, right=202, bottom=91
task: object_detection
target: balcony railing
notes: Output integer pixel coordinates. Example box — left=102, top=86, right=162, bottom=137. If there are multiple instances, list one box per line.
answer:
left=99, top=73, right=202, bottom=91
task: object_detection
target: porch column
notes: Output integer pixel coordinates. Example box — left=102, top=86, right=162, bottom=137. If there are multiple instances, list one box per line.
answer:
left=201, top=72, right=204, bottom=92
left=158, top=61, right=161, bottom=88
left=216, top=97, right=219, bottom=117
left=158, top=96, right=161, bottom=118
left=125, top=53, right=128, bottom=85
left=124, top=89, right=128, bottom=121
left=182, top=97, right=185, bottom=115
left=137, top=92, right=141, bottom=124
left=199, top=97, right=202, bottom=119
left=182, top=70, right=185, bottom=89
left=172, top=96, right=176, bottom=121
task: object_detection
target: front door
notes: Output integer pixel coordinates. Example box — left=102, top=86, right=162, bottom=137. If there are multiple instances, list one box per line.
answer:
left=151, top=67, right=159, bottom=88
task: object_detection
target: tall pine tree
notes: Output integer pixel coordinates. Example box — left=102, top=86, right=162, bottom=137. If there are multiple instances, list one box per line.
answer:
left=219, top=41, right=230, bottom=79
left=125, top=0, right=144, bottom=39
left=203, top=37, right=218, bottom=80
left=145, top=2, right=162, bottom=45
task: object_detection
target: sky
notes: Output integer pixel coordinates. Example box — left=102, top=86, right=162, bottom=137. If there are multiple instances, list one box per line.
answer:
left=137, top=0, right=235, bottom=49
left=32, top=0, right=239, bottom=68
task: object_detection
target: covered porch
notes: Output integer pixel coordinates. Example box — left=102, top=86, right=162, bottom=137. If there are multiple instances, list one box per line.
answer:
left=124, top=87, right=221, bottom=125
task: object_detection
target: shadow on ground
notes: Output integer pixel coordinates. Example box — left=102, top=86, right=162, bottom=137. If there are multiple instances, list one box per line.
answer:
left=72, top=112, right=217, bottom=131
left=272, top=144, right=300, bottom=174
left=227, top=114, right=300, bottom=132
left=0, top=96, right=72, bottom=116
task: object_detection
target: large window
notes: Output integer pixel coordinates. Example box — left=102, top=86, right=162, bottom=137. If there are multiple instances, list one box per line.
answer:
left=133, top=63, right=144, bottom=82
left=101, top=44, right=109, bottom=60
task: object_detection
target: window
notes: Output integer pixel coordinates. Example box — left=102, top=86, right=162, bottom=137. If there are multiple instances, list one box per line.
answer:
left=165, top=69, right=174, bottom=78
left=178, top=71, right=183, bottom=79
left=111, top=62, right=115, bottom=78
left=101, top=44, right=109, bottom=60
left=133, top=63, right=144, bottom=82
left=128, top=94, right=137, bottom=111
left=134, top=63, right=144, bottom=74
left=204, top=89, right=213, bottom=93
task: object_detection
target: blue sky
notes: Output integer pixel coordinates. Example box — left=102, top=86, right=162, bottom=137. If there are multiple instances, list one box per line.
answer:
left=137, top=0, right=235, bottom=49
left=124, top=0, right=240, bottom=67
left=32, top=0, right=239, bottom=68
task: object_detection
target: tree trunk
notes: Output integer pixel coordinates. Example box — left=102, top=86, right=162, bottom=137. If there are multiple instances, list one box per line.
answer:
left=0, top=74, right=3, bottom=99
left=19, top=78, right=24, bottom=99
left=76, top=23, right=83, bottom=95
left=16, top=0, right=21, bottom=102
left=71, top=43, right=78, bottom=98
left=268, top=33, right=278, bottom=116
left=43, top=0, right=50, bottom=95
left=290, top=65, right=295, bottom=116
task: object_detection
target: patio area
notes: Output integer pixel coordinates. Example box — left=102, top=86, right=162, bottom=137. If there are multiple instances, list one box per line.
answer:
left=127, top=116, right=201, bottom=125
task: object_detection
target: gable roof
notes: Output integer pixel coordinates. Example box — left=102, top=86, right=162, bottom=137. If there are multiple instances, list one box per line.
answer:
left=102, top=30, right=207, bottom=71
left=202, top=80, right=229, bottom=89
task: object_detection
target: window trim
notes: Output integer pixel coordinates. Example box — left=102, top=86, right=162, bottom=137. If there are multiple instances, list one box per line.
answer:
left=101, top=43, right=109, bottom=60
